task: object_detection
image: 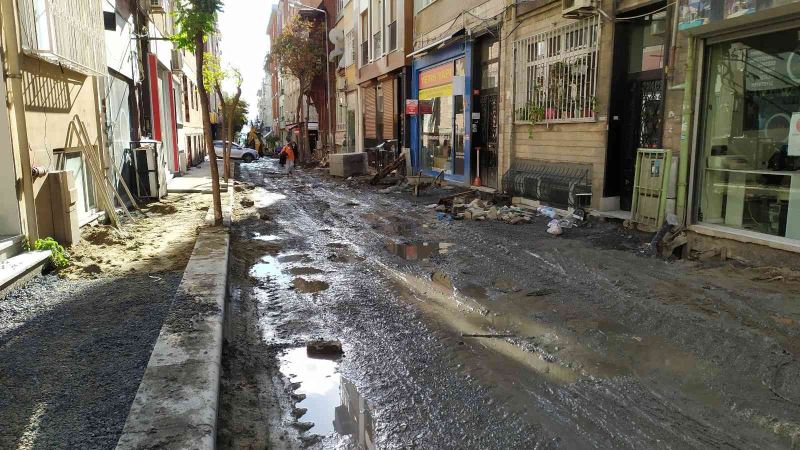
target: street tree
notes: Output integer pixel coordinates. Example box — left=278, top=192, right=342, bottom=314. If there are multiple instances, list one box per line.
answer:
left=172, top=0, right=224, bottom=225
left=269, top=15, right=325, bottom=163
left=205, top=53, right=242, bottom=182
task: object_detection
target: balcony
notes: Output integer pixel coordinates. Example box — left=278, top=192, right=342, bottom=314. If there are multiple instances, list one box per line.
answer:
left=361, top=41, right=369, bottom=66
left=388, top=21, right=397, bottom=52
left=17, top=0, right=106, bottom=76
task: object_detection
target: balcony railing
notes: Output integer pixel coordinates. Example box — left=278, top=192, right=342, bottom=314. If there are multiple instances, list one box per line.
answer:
left=388, top=21, right=397, bottom=52
left=361, top=41, right=369, bottom=66
left=372, top=31, right=382, bottom=60
left=17, top=0, right=106, bottom=76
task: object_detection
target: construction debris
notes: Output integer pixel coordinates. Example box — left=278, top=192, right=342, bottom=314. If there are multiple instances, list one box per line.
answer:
left=430, top=189, right=586, bottom=232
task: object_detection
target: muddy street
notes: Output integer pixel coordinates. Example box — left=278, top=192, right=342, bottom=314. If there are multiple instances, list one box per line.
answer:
left=218, top=158, right=800, bottom=449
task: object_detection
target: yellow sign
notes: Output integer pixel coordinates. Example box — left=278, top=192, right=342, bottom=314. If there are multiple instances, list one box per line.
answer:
left=419, top=84, right=452, bottom=100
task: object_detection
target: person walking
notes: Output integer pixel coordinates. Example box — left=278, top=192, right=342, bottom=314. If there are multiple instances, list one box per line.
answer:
left=279, top=137, right=296, bottom=175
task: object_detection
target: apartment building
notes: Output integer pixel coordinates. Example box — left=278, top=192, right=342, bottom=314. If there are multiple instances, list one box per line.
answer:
left=354, top=0, right=413, bottom=152
left=1, top=0, right=108, bottom=256
left=331, top=0, right=359, bottom=152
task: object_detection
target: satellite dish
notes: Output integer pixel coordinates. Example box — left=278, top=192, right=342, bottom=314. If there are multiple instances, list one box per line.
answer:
left=329, top=29, right=344, bottom=45
left=328, top=48, right=344, bottom=62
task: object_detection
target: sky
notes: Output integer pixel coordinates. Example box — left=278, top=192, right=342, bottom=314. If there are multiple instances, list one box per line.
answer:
left=217, top=0, right=277, bottom=121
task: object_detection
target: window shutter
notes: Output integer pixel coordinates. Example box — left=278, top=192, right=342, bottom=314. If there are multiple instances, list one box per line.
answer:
left=364, top=83, right=377, bottom=139
left=381, top=78, right=394, bottom=139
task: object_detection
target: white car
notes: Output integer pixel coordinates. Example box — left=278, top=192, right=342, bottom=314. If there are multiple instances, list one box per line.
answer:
left=212, top=140, right=259, bottom=163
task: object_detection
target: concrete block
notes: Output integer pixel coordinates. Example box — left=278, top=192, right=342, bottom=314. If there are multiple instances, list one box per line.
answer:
left=329, top=152, right=367, bottom=177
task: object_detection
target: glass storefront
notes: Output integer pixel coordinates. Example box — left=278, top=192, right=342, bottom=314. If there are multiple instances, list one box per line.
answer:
left=697, top=28, right=800, bottom=240
left=419, top=57, right=466, bottom=176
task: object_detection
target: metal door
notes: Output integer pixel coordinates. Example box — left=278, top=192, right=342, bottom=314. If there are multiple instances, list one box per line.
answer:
left=619, top=74, right=663, bottom=210
left=478, top=93, right=499, bottom=188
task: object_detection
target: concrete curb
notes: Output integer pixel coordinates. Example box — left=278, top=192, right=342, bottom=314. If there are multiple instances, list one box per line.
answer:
left=115, top=225, right=230, bottom=450
left=204, top=185, right=235, bottom=227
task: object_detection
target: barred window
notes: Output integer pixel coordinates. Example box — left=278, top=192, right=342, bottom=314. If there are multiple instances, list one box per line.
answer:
left=513, top=16, right=601, bottom=124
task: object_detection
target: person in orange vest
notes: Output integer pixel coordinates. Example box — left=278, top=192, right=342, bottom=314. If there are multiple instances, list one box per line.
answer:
left=279, top=136, right=296, bottom=174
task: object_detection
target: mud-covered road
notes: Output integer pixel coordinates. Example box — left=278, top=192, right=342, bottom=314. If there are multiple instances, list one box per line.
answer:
left=218, top=158, right=800, bottom=449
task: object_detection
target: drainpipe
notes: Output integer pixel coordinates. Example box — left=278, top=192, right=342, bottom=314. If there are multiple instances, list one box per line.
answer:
left=676, top=37, right=696, bottom=225
left=1, top=0, right=39, bottom=240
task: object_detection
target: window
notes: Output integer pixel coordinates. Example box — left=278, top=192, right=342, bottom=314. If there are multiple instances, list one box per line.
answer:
left=696, top=28, right=800, bottom=241
left=387, top=0, right=397, bottom=51
left=513, top=16, right=600, bottom=123
left=414, top=0, right=433, bottom=13
left=345, top=30, right=355, bottom=67
left=361, top=12, right=369, bottom=66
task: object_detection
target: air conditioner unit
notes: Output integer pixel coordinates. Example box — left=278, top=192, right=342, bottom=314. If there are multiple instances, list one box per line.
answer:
left=149, top=0, right=165, bottom=14
left=562, top=0, right=595, bottom=18
left=170, top=50, right=183, bottom=73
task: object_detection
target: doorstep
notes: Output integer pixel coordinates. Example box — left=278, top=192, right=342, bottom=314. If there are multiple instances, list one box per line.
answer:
left=589, top=209, right=632, bottom=221
left=689, top=223, right=800, bottom=255
left=0, top=250, right=51, bottom=295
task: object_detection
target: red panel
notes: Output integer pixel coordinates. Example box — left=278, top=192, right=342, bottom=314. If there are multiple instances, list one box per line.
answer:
left=168, top=75, right=179, bottom=172
left=148, top=54, right=162, bottom=142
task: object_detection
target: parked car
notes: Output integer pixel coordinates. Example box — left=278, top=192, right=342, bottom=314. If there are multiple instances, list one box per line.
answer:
left=212, top=140, right=259, bottom=163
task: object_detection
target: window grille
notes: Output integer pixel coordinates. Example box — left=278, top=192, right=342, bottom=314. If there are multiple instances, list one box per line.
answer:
left=345, top=30, right=355, bottom=67
left=513, top=16, right=600, bottom=124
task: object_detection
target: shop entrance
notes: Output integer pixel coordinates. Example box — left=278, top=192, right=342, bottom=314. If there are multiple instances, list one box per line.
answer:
left=606, top=4, right=668, bottom=211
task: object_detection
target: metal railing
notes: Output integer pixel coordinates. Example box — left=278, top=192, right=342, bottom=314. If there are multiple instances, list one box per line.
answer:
left=513, top=15, right=600, bottom=124
left=17, top=0, right=106, bottom=76
left=388, top=21, right=397, bottom=51
left=501, top=160, right=592, bottom=209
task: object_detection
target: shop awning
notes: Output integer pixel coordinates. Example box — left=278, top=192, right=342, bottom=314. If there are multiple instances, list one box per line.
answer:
left=407, top=29, right=464, bottom=58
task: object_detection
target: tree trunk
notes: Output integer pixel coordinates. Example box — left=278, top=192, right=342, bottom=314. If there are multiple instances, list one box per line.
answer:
left=216, top=84, right=242, bottom=181
left=295, top=92, right=305, bottom=163
left=195, top=32, right=223, bottom=225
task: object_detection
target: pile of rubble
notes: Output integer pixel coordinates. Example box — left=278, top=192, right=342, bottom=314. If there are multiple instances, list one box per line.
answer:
left=433, top=198, right=532, bottom=225
left=431, top=191, right=587, bottom=235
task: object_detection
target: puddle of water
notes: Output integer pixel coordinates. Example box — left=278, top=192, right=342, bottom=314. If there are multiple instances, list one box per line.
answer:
left=280, top=348, right=340, bottom=436
left=253, top=187, right=287, bottom=208
left=385, top=241, right=453, bottom=261
left=249, top=255, right=291, bottom=285
left=253, top=233, right=280, bottom=242
left=293, top=278, right=330, bottom=293
left=280, top=348, right=376, bottom=445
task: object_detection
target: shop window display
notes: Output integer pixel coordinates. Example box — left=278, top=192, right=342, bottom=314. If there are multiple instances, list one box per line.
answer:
left=697, top=29, right=800, bottom=239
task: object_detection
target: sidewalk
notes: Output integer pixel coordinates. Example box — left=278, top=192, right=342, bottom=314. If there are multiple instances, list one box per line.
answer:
left=167, top=162, right=228, bottom=194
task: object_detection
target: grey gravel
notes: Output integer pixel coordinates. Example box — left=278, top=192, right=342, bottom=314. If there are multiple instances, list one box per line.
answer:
left=0, top=271, right=181, bottom=450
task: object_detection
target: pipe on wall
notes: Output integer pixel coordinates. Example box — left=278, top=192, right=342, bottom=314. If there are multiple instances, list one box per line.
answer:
left=676, top=37, right=696, bottom=225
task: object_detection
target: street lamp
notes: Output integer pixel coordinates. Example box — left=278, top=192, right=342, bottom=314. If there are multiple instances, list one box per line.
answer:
left=288, top=1, right=333, bottom=151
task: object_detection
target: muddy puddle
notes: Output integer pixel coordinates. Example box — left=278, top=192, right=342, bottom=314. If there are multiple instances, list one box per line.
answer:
left=385, top=241, right=454, bottom=261
left=252, top=188, right=287, bottom=208
left=279, top=348, right=375, bottom=446
left=249, top=255, right=291, bottom=286
left=253, top=233, right=281, bottom=242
